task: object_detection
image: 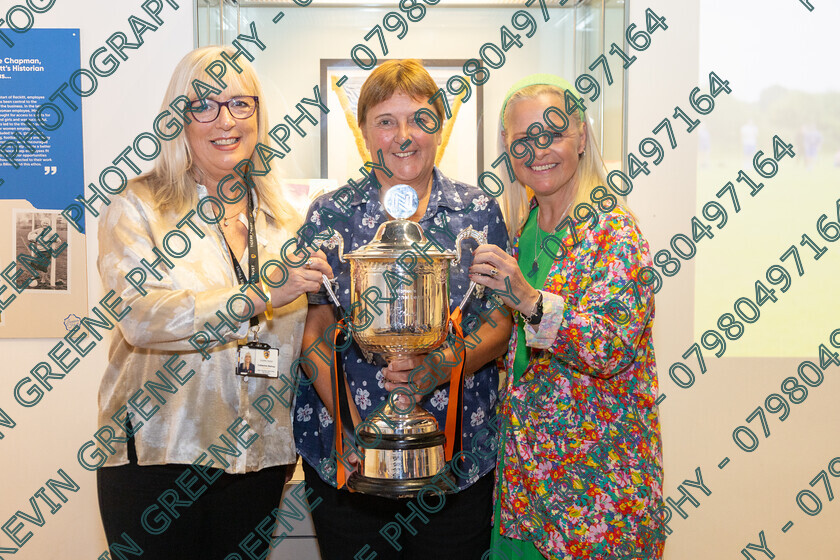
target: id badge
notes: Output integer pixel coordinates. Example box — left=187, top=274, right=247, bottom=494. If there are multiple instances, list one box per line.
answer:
left=236, top=341, right=279, bottom=379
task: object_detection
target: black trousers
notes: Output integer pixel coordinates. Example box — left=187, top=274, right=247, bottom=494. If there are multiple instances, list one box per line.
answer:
left=303, top=461, right=494, bottom=560
left=97, top=436, right=288, bottom=560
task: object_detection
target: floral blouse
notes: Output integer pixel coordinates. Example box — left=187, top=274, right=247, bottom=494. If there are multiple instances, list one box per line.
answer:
left=497, top=200, right=666, bottom=559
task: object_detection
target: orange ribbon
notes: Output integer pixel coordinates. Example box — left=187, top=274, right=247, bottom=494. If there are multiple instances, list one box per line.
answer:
left=444, top=307, right=467, bottom=461
left=332, top=318, right=348, bottom=490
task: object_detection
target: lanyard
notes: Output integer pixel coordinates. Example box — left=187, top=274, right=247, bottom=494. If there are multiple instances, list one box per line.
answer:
left=222, top=191, right=260, bottom=328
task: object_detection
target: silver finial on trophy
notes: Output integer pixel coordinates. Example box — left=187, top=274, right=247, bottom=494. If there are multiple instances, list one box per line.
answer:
left=382, top=184, right=419, bottom=220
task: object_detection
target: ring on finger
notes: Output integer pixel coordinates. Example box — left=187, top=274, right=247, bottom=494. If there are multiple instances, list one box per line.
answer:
left=489, top=267, right=499, bottom=277
left=305, top=258, right=313, bottom=268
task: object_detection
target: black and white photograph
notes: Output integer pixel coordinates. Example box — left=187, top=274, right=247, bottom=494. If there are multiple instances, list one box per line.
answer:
left=11, top=209, right=70, bottom=292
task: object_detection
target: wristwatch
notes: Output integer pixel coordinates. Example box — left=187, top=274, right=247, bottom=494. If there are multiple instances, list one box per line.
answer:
left=523, top=292, right=544, bottom=326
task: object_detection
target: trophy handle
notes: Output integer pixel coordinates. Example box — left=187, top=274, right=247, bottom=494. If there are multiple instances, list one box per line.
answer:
left=454, top=226, right=488, bottom=311
left=314, top=230, right=346, bottom=263
left=453, top=225, right=487, bottom=265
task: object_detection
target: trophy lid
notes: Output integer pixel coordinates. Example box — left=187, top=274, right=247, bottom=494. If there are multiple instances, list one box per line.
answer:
left=345, top=184, right=454, bottom=260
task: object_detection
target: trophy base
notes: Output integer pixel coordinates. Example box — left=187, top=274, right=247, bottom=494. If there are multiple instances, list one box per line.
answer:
left=347, top=470, right=457, bottom=500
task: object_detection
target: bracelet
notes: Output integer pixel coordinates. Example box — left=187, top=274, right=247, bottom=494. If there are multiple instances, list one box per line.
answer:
left=260, top=280, right=274, bottom=320
left=522, top=292, right=544, bottom=326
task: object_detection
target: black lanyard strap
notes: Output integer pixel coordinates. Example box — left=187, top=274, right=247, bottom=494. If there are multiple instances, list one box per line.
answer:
left=223, top=191, right=260, bottom=328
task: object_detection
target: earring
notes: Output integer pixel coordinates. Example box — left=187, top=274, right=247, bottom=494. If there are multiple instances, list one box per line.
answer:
left=579, top=148, right=586, bottom=159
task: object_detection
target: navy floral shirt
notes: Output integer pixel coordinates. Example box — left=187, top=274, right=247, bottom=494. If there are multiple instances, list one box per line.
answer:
left=294, top=168, right=510, bottom=489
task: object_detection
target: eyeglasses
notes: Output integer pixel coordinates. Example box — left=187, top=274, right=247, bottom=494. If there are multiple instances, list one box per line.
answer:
left=188, top=96, right=259, bottom=123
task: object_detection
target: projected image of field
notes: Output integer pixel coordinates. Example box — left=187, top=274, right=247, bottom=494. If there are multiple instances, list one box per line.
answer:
left=693, top=129, right=840, bottom=357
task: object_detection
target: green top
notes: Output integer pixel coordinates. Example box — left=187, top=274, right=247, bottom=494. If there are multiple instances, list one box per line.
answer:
left=490, top=206, right=565, bottom=560
left=512, top=207, right=566, bottom=384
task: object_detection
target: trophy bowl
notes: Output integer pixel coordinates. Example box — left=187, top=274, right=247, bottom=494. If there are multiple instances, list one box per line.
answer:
left=348, top=219, right=453, bottom=359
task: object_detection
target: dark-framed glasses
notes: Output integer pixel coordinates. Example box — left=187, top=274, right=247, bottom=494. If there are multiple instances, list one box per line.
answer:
left=188, top=96, right=259, bottom=123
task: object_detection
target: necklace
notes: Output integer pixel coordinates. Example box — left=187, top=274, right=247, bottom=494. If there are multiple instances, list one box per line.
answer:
left=222, top=205, right=247, bottom=227
left=223, top=212, right=243, bottom=228
left=528, top=199, right=574, bottom=278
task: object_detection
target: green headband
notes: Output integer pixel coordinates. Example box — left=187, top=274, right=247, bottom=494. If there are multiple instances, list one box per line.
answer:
left=499, top=73, right=585, bottom=128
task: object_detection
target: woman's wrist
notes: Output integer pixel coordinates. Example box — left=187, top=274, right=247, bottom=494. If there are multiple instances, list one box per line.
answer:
left=241, top=283, right=268, bottom=318
left=517, top=287, right=542, bottom=315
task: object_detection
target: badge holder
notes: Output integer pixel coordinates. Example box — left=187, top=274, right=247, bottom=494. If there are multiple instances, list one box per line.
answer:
left=235, top=325, right=280, bottom=379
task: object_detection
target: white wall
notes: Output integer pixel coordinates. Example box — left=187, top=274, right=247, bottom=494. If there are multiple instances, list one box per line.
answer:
left=628, top=1, right=840, bottom=558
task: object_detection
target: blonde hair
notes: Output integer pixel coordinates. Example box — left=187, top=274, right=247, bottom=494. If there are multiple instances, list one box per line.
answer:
left=496, top=84, right=611, bottom=244
left=140, top=46, right=296, bottom=230
left=357, top=59, right=445, bottom=126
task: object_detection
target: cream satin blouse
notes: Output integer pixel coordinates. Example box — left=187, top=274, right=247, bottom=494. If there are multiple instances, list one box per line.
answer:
left=96, top=180, right=306, bottom=474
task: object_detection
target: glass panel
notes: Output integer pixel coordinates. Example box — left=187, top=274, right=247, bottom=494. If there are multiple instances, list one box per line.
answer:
left=196, top=0, right=240, bottom=46
left=602, top=0, right=625, bottom=169
left=575, top=0, right=602, bottom=145
left=194, top=1, right=625, bottom=184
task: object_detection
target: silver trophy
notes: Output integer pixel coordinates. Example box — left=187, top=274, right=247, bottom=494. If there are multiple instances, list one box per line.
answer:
left=326, top=184, right=486, bottom=498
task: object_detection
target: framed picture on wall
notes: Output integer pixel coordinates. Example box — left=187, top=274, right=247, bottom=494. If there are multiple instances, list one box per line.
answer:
left=319, top=59, right=484, bottom=186
left=11, top=209, right=70, bottom=293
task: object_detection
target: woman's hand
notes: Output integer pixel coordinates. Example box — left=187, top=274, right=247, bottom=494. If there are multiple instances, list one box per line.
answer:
left=266, top=249, right=333, bottom=308
left=381, top=355, right=442, bottom=404
left=469, top=244, right=540, bottom=316
left=342, top=448, right=361, bottom=488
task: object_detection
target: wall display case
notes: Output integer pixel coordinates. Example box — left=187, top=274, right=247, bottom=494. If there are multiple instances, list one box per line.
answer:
left=195, top=0, right=628, bottom=190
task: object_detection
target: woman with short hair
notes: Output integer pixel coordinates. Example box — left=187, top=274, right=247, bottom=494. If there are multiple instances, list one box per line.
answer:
left=295, top=59, right=512, bottom=559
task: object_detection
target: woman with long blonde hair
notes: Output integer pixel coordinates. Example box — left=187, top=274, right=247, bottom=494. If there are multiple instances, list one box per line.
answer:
left=94, top=46, right=332, bottom=559
left=470, top=74, right=665, bottom=559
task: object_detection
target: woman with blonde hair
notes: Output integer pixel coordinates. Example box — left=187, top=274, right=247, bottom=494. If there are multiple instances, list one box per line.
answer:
left=469, top=74, right=665, bottom=559
left=95, top=46, right=332, bottom=559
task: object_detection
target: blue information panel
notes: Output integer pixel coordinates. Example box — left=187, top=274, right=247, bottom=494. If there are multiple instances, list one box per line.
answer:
left=0, top=29, right=83, bottom=218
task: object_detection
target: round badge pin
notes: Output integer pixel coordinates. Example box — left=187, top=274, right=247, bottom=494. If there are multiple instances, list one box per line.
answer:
left=383, top=184, right=419, bottom=220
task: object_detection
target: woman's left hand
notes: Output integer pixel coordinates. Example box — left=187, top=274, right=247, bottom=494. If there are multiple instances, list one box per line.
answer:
left=469, top=244, right=540, bottom=315
left=381, top=355, right=441, bottom=404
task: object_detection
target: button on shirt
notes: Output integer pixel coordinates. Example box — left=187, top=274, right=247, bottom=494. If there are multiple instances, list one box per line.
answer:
left=294, top=168, right=510, bottom=489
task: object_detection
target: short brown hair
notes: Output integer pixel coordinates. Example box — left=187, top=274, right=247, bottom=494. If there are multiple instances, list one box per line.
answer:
left=357, top=59, right=444, bottom=127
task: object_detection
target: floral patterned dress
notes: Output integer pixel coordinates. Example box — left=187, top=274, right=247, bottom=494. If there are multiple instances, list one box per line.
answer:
left=496, top=200, right=666, bottom=559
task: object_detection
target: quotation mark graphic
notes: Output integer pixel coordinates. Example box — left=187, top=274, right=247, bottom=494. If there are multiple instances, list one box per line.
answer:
left=43, top=166, right=57, bottom=175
